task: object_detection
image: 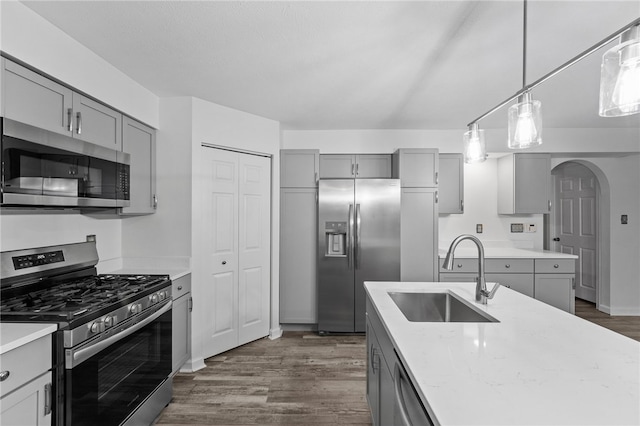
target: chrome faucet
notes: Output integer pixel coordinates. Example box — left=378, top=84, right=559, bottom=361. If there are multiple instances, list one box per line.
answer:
left=443, top=235, right=501, bottom=304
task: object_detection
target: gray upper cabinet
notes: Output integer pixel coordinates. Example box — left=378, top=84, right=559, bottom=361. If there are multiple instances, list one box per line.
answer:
left=3, top=58, right=73, bottom=136
left=2, top=59, right=123, bottom=151
left=498, top=153, right=551, bottom=214
left=72, top=93, right=122, bottom=150
left=393, top=149, right=439, bottom=187
left=121, top=117, right=157, bottom=215
left=438, top=153, right=464, bottom=214
left=319, top=154, right=392, bottom=178
left=280, top=150, right=319, bottom=188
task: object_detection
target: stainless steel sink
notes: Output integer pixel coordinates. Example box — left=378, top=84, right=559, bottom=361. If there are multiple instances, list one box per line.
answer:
left=388, top=291, right=499, bottom=323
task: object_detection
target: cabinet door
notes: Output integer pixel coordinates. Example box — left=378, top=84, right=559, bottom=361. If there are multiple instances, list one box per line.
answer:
left=356, top=155, right=392, bottom=178
left=280, top=188, right=317, bottom=323
left=498, top=153, right=551, bottom=214
left=280, top=150, right=319, bottom=187
left=2, top=59, right=73, bottom=136
left=393, top=149, right=439, bottom=187
left=366, top=317, right=381, bottom=426
left=486, top=273, right=534, bottom=297
left=72, top=93, right=122, bottom=150
left=514, top=154, right=551, bottom=214
left=0, top=372, right=51, bottom=426
left=438, top=154, right=464, bottom=214
left=534, top=274, right=575, bottom=313
left=172, top=293, right=191, bottom=374
left=319, top=154, right=355, bottom=178
left=401, top=187, right=438, bottom=281
left=121, top=117, right=156, bottom=214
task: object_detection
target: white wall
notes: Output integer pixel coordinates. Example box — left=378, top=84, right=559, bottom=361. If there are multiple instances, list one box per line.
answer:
left=121, top=98, right=193, bottom=260
left=190, top=97, right=281, bottom=370
left=551, top=155, right=640, bottom=316
left=0, top=1, right=159, bottom=127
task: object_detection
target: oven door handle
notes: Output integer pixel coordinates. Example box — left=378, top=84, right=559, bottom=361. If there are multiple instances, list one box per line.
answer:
left=70, top=301, right=172, bottom=368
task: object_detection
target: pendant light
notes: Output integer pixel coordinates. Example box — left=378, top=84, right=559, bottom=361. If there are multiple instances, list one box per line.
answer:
left=508, top=0, right=542, bottom=149
left=463, top=123, right=487, bottom=163
left=599, top=24, right=640, bottom=117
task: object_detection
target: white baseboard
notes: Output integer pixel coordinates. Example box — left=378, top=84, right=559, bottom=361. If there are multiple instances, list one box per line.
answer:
left=180, top=357, right=206, bottom=373
left=269, top=326, right=283, bottom=340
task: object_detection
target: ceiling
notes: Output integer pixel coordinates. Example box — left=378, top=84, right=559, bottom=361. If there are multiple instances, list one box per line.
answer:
left=21, top=0, right=640, bottom=131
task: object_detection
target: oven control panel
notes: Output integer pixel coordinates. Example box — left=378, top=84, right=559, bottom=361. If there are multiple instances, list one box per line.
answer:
left=12, top=250, right=65, bottom=270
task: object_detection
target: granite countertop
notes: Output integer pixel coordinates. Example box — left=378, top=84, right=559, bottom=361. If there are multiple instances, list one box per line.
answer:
left=365, top=281, right=640, bottom=425
left=0, top=323, right=57, bottom=355
left=438, top=246, right=578, bottom=259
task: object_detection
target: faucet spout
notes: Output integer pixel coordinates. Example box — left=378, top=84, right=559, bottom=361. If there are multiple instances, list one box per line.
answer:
left=443, top=234, right=491, bottom=304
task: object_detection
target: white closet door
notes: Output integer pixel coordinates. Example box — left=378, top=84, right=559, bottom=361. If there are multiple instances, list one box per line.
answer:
left=201, top=147, right=271, bottom=357
left=202, top=148, right=239, bottom=356
left=238, top=154, right=271, bottom=345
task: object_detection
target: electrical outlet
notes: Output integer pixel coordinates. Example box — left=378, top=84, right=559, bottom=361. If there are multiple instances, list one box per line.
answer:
left=621, top=214, right=628, bottom=224
left=476, top=224, right=483, bottom=233
left=510, top=223, right=524, bottom=233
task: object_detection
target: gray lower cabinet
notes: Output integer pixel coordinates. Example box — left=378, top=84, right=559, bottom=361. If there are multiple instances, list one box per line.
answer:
left=401, top=187, right=438, bottom=281
left=280, top=188, right=317, bottom=323
left=2, top=58, right=123, bottom=150
left=366, top=298, right=432, bottom=426
left=0, top=333, right=53, bottom=426
left=438, top=257, right=574, bottom=312
left=172, top=274, right=192, bottom=374
left=120, top=117, right=157, bottom=214
left=319, top=154, right=392, bottom=178
left=438, top=153, right=464, bottom=214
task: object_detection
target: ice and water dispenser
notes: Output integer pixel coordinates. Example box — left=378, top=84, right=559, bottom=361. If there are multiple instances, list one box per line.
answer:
left=324, top=221, right=347, bottom=257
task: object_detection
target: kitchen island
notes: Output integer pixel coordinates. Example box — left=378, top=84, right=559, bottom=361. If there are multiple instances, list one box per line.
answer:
left=365, top=281, right=640, bottom=425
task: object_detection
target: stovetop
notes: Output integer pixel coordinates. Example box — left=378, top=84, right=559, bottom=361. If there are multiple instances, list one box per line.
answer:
left=0, top=273, right=170, bottom=325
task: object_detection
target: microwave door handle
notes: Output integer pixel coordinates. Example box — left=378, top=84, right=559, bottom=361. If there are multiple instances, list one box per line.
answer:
left=70, top=301, right=171, bottom=368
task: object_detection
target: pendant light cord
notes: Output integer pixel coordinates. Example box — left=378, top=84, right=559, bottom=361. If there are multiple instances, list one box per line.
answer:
left=522, top=0, right=527, bottom=88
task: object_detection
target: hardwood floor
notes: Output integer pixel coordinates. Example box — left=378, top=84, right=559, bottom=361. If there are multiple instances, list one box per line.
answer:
left=156, top=300, right=639, bottom=425
left=155, top=333, right=372, bottom=425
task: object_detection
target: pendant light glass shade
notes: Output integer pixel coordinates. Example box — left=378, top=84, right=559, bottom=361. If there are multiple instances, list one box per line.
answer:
left=599, top=25, right=640, bottom=117
left=463, top=123, right=487, bottom=163
left=508, top=91, right=542, bottom=149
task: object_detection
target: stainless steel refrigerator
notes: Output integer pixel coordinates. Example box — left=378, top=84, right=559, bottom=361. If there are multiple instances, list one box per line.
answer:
left=317, top=179, right=401, bottom=333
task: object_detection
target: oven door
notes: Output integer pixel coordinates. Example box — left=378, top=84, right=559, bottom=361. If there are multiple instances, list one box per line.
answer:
left=65, top=301, right=172, bottom=426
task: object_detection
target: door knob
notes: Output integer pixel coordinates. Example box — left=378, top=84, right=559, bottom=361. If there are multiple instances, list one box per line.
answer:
left=222, top=261, right=227, bottom=265
left=553, top=237, right=560, bottom=241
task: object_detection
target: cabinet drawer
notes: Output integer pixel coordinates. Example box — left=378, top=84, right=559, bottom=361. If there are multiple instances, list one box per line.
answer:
left=535, top=259, right=575, bottom=274
left=486, top=259, right=533, bottom=273
left=172, top=274, right=192, bottom=300
left=0, top=334, right=51, bottom=396
left=439, top=258, right=478, bottom=273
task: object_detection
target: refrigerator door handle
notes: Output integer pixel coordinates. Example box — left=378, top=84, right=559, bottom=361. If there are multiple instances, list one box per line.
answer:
left=355, top=203, right=361, bottom=269
left=348, top=204, right=354, bottom=270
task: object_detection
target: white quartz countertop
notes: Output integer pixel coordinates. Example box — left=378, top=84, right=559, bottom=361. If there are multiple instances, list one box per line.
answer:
left=0, top=323, right=57, bottom=355
left=365, top=281, right=640, bottom=425
left=103, top=267, right=190, bottom=281
left=438, top=246, right=578, bottom=259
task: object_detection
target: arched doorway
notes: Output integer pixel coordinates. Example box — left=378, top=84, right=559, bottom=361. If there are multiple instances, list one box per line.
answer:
left=550, top=161, right=610, bottom=311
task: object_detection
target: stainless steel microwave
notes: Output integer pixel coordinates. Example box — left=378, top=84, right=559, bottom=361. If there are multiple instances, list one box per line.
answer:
left=1, top=117, right=130, bottom=208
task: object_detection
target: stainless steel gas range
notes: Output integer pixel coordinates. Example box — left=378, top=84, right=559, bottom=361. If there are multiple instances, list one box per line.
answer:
left=0, top=239, right=173, bottom=426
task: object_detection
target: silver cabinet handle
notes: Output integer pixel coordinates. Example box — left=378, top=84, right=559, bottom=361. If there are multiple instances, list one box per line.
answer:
left=177, top=285, right=183, bottom=291
left=370, top=345, right=378, bottom=374
left=0, top=371, right=9, bottom=381
left=347, top=204, right=354, bottom=270
left=355, top=203, right=361, bottom=269
left=222, top=261, right=227, bottom=265
left=572, top=277, right=576, bottom=289
left=153, top=194, right=158, bottom=209
left=548, top=200, right=552, bottom=211
left=435, top=171, right=439, bottom=185
left=76, top=112, right=82, bottom=134
left=355, top=163, right=359, bottom=176
left=460, top=199, right=464, bottom=212
left=67, top=108, right=73, bottom=132
left=505, top=264, right=511, bottom=268
left=351, top=163, right=355, bottom=176
left=435, top=190, right=438, bottom=203
left=44, top=382, right=52, bottom=415
left=554, top=264, right=559, bottom=268
left=394, top=363, right=412, bottom=426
